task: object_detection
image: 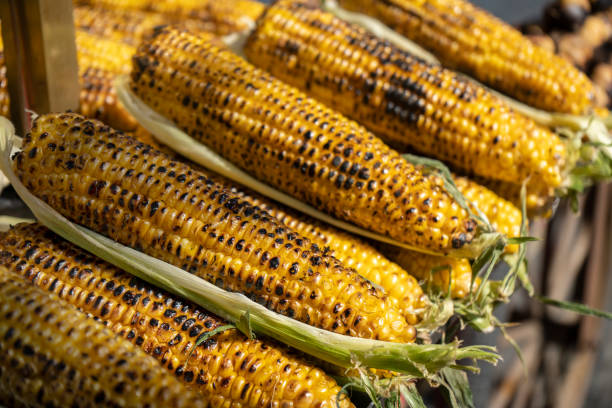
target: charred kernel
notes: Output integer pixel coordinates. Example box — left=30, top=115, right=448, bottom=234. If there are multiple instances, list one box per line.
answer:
left=452, top=233, right=467, bottom=249
left=269, top=257, right=280, bottom=269
left=88, top=181, right=107, bottom=197
left=357, top=169, right=370, bottom=180
left=335, top=174, right=346, bottom=188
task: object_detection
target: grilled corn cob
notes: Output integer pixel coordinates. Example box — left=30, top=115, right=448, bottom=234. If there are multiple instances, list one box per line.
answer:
left=0, top=267, right=207, bottom=408
left=79, top=67, right=139, bottom=131
left=74, top=5, right=225, bottom=45
left=381, top=249, right=473, bottom=299
left=245, top=1, right=566, bottom=195
left=13, top=112, right=416, bottom=343
left=78, top=0, right=265, bottom=35
left=74, top=5, right=169, bottom=46
left=130, top=26, right=478, bottom=254
left=75, top=30, right=140, bottom=131
left=337, top=0, right=597, bottom=114
left=0, top=223, right=352, bottom=408
left=76, top=30, right=134, bottom=76
left=226, top=184, right=427, bottom=324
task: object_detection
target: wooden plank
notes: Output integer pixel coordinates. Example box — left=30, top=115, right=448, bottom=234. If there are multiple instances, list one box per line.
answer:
left=557, top=349, right=597, bottom=408
left=488, top=322, right=542, bottom=408
left=557, top=183, right=611, bottom=408
left=579, top=183, right=611, bottom=347
left=0, top=0, right=79, bottom=134
left=0, top=1, right=28, bottom=132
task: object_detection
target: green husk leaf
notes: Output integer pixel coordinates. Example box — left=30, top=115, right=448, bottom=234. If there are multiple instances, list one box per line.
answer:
left=499, top=325, right=526, bottom=375
left=537, top=296, right=612, bottom=320
left=473, top=247, right=503, bottom=302
left=438, top=368, right=474, bottom=408
left=335, top=384, right=353, bottom=408
left=399, top=383, right=427, bottom=408
left=116, top=75, right=464, bottom=258
left=335, top=373, right=424, bottom=408
left=0, top=116, right=500, bottom=380
left=356, top=369, right=383, bottom=408
left=453, top=249, right=508, bottom=333
left=506, top=237, right=538, bottom=244
left=415, top=297, right=454, bottom=336
left=237, top=310, right=254, bottom=339
left=502, top=183, right=533, bottom=296
left=503, top=254, right=533, bottom=296
left=453, top=183, right=533, bottom=331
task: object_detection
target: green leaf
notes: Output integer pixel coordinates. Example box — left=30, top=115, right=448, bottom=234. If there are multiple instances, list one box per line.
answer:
left=415, top=297, right=454, bottom=335
left=237, top=310, right=254, bottom=339
left=473, top=246, right=503, bottom=301
left=502, top=182, right=534, bottom=296
left=336, top=384, right=353, bottom=408
left=357, top=369, right=383, bottom=408
left=500, top=325, right=525, bottom=375
left=439, top=368, right=474, bottom=408
left=537, top=296, right=612, bottom=320
left=399, top=383, right=427, bottom=408
left=515, top=257, right=533, bottom=296
left=470, top=246, right=495, bottom=284
left=506, top=237, right=538, bottom=244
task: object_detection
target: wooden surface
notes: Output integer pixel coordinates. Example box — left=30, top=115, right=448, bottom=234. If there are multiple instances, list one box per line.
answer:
left=0, top=0, right=79, bottom=134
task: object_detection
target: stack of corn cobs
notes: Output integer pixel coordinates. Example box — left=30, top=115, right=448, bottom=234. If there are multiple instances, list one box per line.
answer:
left=0, top=0, right=611, bottom=406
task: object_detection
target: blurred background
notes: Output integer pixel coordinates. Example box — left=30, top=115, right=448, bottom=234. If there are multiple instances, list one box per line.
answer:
left=472, top=0, right=550, bottom=24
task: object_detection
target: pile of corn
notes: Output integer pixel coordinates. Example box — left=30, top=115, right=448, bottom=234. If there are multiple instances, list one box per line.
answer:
left=0, top=0, right=609, bottom=406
